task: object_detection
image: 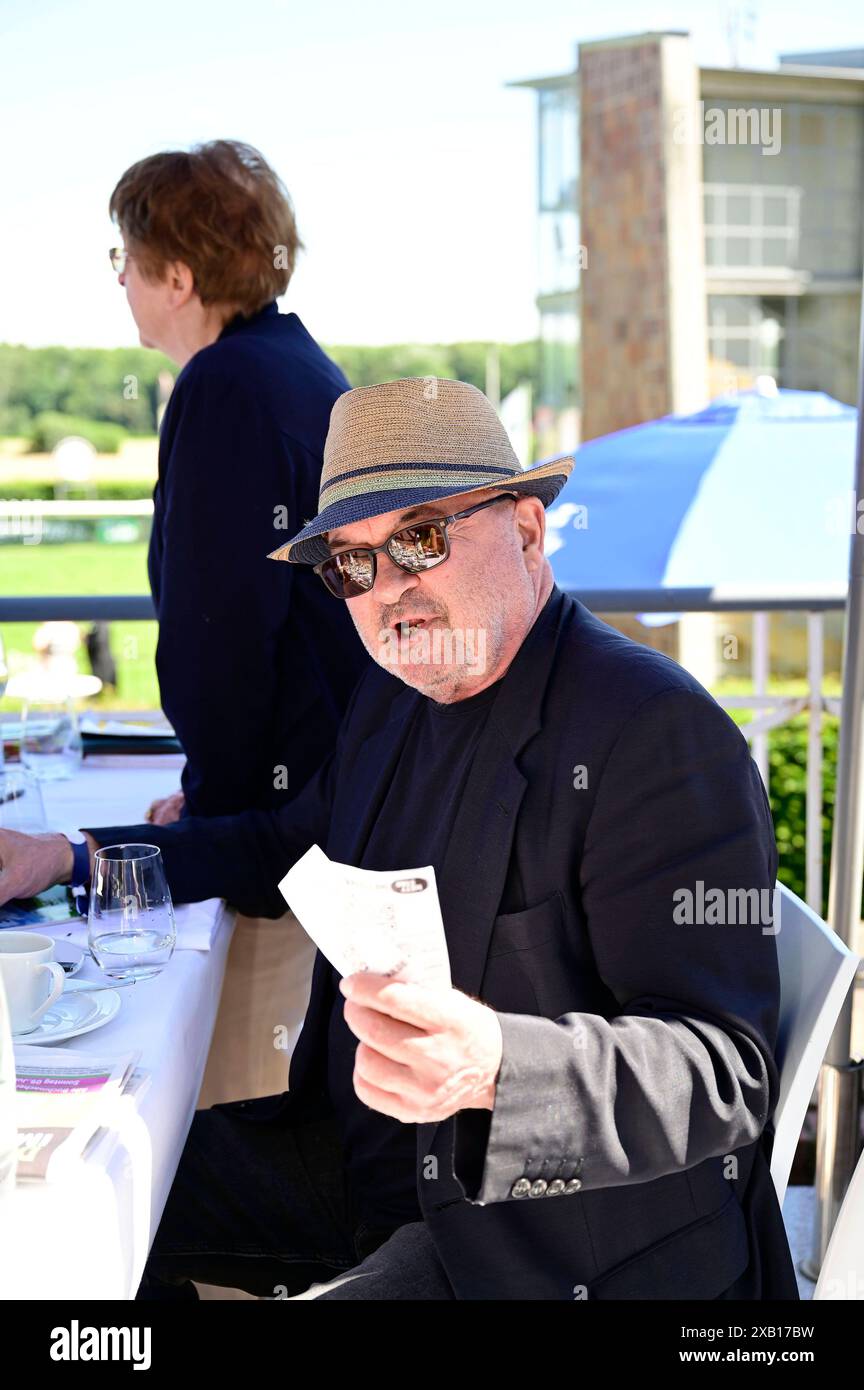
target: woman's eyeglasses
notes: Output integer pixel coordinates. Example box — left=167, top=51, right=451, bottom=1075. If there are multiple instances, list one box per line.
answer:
left=108, top=247, right=132, bottom=274
left=314, top=493, right=519, bottom=599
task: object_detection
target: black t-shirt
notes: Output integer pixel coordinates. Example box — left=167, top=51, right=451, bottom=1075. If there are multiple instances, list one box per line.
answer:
left=327, top=675, right=501, bottom=1226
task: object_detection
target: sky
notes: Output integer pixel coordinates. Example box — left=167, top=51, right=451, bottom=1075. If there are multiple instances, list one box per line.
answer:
left=0, top=0, right=862, bottom=349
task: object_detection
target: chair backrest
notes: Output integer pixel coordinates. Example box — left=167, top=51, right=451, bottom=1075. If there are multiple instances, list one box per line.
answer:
left=814, top=1141, right=864, bottom=1299
left=770, top=883, right=860, bottom=1208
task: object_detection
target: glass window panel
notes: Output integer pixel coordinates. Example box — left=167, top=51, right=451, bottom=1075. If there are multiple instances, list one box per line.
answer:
left=539, top=86, right=579, bottom=212
left=726, top=340, right=752, bottom=368
left=727, top=193, right=750, bottom=223
left=761, top=238, right=790, bottom=266
left=538, top=210, right=582, bottom=295
left=725, top=235, right=753, bottom=264
left=709, top=295, right=758, bottom=327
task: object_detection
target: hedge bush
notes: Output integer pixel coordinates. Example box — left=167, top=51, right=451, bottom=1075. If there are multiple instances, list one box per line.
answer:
left=0, top=479, right=153, bottom=502
left=767, top=711, right=838, bottom=914
left=26, top=412, right=127, bottom=455
left=0, top=404, right=32, bottom=436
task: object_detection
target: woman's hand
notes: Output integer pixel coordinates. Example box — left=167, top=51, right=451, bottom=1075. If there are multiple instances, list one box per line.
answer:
left=145, top=791, right=186, bottom=826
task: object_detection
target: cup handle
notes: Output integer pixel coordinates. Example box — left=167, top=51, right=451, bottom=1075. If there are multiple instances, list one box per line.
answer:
left=32, top=961, right=65, bottom=1021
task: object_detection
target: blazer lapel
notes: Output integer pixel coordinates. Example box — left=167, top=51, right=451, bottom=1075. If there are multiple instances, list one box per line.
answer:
left=438, top=586, right=572, bottom=997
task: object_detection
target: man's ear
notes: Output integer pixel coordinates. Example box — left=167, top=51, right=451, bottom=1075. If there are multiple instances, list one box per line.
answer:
left=515, top=496, right=546, bottom=569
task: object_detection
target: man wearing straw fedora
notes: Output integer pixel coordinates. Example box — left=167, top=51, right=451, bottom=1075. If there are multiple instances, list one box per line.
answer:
left=0, top=377, right=798, bottom=1300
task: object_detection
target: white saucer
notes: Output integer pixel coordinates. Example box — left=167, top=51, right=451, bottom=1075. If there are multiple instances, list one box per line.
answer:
left=11, top=989, right=121, bottom=1045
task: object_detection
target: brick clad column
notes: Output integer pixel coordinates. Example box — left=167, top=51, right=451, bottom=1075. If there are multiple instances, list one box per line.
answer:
left=579, top=32, right=708, bottom=440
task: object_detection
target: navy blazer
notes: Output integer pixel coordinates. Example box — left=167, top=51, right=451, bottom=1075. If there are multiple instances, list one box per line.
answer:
left=148, top=301, right=369, bottom=817
left=87, top=587, right=799, bottom=1300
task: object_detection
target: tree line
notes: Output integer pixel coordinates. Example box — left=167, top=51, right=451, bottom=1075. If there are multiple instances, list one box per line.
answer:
left=0, top=340, right=540, bottom=442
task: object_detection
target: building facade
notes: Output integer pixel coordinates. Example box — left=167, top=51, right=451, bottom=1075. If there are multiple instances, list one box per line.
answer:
left=512, top=33, right=864, bottom=449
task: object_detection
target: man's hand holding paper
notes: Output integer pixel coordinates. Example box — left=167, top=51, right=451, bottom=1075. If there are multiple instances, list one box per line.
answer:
left=339, top=972, right=503, bottom=1124
left=279, top=844, right=503, bottom=1123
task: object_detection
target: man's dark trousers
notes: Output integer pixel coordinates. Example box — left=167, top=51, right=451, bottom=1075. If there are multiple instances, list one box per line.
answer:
left=137, top=1095, right=413, bottom=1299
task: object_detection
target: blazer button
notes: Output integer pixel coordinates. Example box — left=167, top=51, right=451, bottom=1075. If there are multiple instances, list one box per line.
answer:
left=546, top=1178, right=566, bottom=1196
left=529, top=1179, right=548, bottom=1198
left=510, top=1178, right=532, bottom=1198
left=564, top=1177, right=583, bottom=1194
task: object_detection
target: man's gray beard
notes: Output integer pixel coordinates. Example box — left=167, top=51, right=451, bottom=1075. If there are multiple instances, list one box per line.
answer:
left=379, top=658, right=466, bottom=700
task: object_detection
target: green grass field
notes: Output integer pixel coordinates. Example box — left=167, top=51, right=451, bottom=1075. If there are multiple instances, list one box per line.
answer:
left=0, top=541, right=160, bottom=710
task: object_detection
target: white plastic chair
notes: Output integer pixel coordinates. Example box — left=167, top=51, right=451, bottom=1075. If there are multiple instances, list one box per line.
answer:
left=770, top=883, right=861, bottom=1208
left=814, top=1142, right=864, bottom=1299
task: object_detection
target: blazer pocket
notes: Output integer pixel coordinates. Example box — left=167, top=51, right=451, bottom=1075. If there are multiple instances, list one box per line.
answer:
left=481, top=893, right=568, bottom=1016
left=487, top=892, right=565, bottom=957
left=589, top=1193, right=750, bottom=1300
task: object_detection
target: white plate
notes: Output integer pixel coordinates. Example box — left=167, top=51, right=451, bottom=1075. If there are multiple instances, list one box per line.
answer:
left=79, top=714, right=175, bottom=738
left=11, top=989, right=121, bottom=1045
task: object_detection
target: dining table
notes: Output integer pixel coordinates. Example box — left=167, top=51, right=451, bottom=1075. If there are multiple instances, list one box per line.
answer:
left=0, top=750, right=235, bottom=1300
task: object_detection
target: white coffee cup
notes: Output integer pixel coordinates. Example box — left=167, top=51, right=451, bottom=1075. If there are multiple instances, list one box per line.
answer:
left=0, top=932, right=65, bottom=1035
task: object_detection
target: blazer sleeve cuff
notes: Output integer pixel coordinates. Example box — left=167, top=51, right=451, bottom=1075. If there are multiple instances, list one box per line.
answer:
left=453, top=1011, right=585, bottom=1206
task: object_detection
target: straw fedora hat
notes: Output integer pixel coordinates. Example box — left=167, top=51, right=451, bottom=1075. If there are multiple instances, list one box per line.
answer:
left=267, top=376, right=575, bottom=566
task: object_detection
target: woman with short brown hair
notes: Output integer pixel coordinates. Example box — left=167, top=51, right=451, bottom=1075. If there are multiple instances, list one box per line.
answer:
left=108, top=139, right=367, bottom=823
left=109, top=139, right=302, bottom=336
left=106, top=141, right=368, bottom=1104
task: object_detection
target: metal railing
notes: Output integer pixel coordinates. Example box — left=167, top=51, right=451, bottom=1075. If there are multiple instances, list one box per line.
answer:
left=0, top=596, right=155, bottom=621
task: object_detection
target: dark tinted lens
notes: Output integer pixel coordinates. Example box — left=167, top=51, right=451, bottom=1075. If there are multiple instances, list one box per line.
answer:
left=319, top=549, right=375, bottom=598
left=388, top=522, right=447, bottom=571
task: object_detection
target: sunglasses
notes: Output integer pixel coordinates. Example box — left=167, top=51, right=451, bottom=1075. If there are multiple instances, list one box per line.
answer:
left=314, top=493, right=519, bottom=599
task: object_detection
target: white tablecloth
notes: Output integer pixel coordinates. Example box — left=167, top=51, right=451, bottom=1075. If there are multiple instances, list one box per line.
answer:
left=0, top=753, right=235, bottom=1300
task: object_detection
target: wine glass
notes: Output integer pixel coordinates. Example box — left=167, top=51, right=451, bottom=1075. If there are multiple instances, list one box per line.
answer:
left=21, top=697, right=83, bottom=781
left=87, top=844, right=177, bottom=981
left=0, top=766, right=47, bottom=833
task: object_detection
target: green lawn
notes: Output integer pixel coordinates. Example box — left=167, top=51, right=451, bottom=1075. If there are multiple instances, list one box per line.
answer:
left=0, top=542, right=160, bottom=710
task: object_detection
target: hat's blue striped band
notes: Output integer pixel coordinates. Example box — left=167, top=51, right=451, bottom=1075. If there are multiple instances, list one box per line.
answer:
left=319, top=459, right=519, bottom=505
